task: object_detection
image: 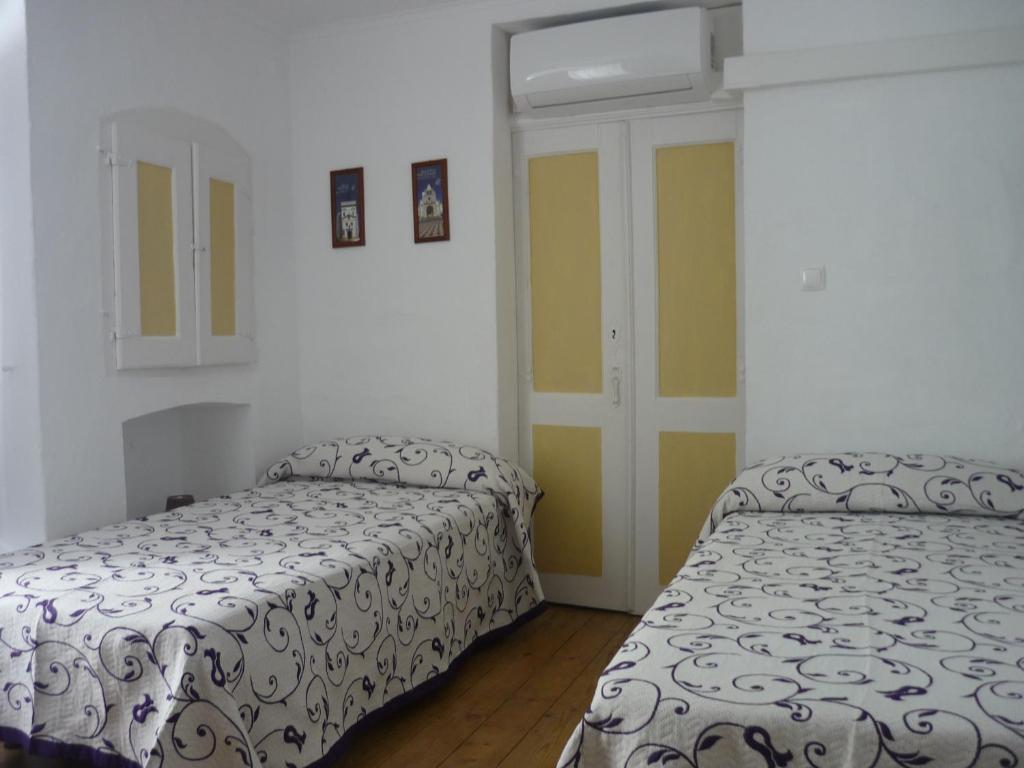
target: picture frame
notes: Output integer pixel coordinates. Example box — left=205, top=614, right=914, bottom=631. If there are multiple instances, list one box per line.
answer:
left=411, top=158, right=450, bottom=243
left=330, top=167, right=365, bottom=248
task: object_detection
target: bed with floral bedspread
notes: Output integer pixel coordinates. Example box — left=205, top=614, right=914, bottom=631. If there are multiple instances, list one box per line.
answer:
left=0, top=436, right=544, bottom=768
left=559, top=453, right=1024, bottom=768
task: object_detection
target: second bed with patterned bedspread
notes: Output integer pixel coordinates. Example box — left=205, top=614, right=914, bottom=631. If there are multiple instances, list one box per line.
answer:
left=559, top=453, right=1024, bottom=768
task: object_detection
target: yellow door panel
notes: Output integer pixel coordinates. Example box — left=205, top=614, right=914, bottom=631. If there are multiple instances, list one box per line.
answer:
left=656, top=142, right=736, bottom=397
left=659, top=431, right=736, bottom=584
left=532, top=424, right=603, bottom=576
left=528, top=152, right=603, bottom=394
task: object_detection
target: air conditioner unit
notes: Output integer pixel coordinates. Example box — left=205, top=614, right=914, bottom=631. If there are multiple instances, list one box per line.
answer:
left=510, top=8, right=718, bottom=116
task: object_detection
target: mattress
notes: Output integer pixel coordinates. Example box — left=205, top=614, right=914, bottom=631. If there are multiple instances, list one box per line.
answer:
left=559, top=453, right=1024, bottom=768
left=0, top=436, right=544, bottom=768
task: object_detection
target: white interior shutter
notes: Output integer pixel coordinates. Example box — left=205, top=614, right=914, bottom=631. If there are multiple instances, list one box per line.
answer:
left=193, top=142, right=255, bottom=366
left=110, top=119, right=198, bottom=369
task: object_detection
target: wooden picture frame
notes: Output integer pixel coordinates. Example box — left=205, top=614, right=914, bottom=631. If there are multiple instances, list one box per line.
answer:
left=411, top=158, right=450, bottom=243
left=330, top=167, right=365, bottom=248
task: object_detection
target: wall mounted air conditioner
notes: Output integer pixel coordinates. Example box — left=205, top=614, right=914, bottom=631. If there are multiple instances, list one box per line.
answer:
left=510, top=8, right=718, bottom=116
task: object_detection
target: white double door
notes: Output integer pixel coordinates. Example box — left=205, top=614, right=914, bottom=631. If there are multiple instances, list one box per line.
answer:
left=514, top=109, right=743, bottom=612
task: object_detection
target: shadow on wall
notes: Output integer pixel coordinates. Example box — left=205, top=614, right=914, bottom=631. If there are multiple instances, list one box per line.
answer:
left=122, top=402, right=254, bottom=519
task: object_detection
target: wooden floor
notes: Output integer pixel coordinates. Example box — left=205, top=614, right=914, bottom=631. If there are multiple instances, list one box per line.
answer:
left=333, top=604, right=634, bottom=768
left=0, top=604, right=635, bottom=768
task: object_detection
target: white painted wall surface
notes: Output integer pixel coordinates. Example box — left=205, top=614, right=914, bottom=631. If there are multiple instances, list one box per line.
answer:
left=24, top=0, right=302, bottom=539
left=123, top=403, right=254, bottom=519
left=0, top=0, right=46, bottom=551
left=15, top=0, right=1022, bottom=547
left=180, top=403, right=255, bottom=503
left=287, top=0, right=725, bottom=455
left=741, top=0, right=1024, bottom=466
left=743, top=0, right=1024, bottom=54
left=289, top=7, right=502, bottom=450
left=123, top=407, right=186, bottom=521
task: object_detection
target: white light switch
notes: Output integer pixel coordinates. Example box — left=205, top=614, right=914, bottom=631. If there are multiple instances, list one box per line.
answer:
left=801, top=267, right=826, bottom=291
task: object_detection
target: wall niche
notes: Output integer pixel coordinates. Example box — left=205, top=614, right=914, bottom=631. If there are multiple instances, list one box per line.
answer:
left=122, top=402, right=253, bottom=519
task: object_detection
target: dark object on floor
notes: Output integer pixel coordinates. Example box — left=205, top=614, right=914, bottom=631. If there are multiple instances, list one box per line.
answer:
left=164, top=494, right=194, bottom=511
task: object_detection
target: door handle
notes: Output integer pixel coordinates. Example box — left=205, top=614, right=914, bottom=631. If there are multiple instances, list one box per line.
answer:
left=611, top=366, right=622, bottom=407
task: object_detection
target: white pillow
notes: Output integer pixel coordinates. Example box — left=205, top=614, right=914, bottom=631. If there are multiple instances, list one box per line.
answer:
left=708, top=452, right=1024, bottom=534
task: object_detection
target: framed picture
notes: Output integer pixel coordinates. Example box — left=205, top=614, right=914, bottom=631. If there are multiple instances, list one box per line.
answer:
left=411, top=158, right=450, bottom=243
left=330, top=167, right=365, bottom=248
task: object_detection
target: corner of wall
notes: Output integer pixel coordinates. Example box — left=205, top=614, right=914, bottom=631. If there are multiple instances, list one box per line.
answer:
left=0, top=0, right=48, bottom=549
left=491, top=25, right=519, bottom=462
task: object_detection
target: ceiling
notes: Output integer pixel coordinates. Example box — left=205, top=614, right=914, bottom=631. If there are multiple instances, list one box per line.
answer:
left=217, top=0, right=737, bottom=37
left=217, top=0, right=487, bottom=35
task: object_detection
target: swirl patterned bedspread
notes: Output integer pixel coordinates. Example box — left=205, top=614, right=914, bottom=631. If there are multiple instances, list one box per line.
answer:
left=559, top=453, right=1024, bottom=768
left=0, top=437, right=544, bottom=768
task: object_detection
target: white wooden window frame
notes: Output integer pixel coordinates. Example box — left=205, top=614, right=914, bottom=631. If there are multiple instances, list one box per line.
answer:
left=101, top=109, right=256, bottom=370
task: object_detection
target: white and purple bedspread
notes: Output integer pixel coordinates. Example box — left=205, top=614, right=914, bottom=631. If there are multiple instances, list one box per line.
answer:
left=0, top=437, right=544, bottom=767
left=560, top=453, right=1024, bottom=768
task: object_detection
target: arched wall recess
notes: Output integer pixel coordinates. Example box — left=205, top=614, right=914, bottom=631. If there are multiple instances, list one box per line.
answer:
left=99, top=108, right=255, bottom=369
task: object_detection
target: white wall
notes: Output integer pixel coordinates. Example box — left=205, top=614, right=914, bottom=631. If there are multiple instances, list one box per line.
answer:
left=14, top=0, right=1023, bottom=548
left=287, top=0, right=674, bottom=455
left=744, top=0, right=1024, bottom=54
left=0, top=0, right=46, bottom=551
left=741, top=0, right=1024, bottom=466
left=289, top=7, right=502, bottom=450
left=123, top=406, right=186, bottom=521
left=180, top=403, right=256, bottom=503
left=24, top=0, right=303, bottom=539
left=123, top=403, right=254, bottom=519
left=11, top=0, right=669, bottom=548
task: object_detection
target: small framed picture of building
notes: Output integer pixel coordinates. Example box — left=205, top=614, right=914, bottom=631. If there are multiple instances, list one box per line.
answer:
left=411, top=158, right=450, bottom=243
left=330, top=167, right=365, bottom=248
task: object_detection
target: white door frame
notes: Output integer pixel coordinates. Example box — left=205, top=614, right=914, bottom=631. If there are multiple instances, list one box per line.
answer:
left=511, top=103, right=744, bottom=614
left=512, top=121, right=635, bottom=612
left=629, top=107, right=745, bottom=611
